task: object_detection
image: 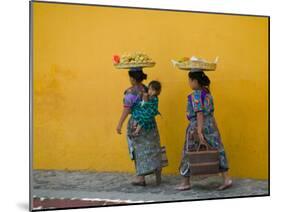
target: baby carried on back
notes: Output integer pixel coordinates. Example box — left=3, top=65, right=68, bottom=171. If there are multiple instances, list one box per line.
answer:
left=131, top=80, right=162, bottom=136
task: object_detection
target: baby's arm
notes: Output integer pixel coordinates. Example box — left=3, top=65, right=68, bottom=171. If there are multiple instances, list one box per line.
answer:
left=140, top=93, right=149, bottom=107
left=142, top=93, right=149, bottom=102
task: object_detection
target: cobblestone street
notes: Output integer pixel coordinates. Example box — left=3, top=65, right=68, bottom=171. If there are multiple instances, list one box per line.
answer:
left=32, top=170, right=269, bottom=210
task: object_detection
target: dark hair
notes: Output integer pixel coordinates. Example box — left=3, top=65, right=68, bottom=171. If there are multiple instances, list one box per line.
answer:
left=148, top=80, right=161, bottom=94
left=188, top=71, right=211, bottom=92
left=128, top=69, right=147, bottom=83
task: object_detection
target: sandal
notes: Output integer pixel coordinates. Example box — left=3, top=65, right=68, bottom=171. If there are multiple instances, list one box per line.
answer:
left=218, top=179, right=233, bottom=190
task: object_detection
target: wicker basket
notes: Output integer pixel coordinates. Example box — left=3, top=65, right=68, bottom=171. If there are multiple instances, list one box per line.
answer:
left=189, top=143, right=220, bottom=175
left=176, top=60, right=216, bottom=71
left=114, top=62, right=156, bottom=69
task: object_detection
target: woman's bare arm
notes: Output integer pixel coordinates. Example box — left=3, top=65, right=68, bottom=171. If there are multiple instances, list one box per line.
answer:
left=116, top=107, right=131, bottom=134
left=196, top=112, right=206, bottom=144
left=197, top=112, right=204, bottom=133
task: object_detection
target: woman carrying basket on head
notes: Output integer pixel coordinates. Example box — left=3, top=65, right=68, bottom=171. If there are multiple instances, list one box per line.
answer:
left=114, top=53, right=164, bottom=186
left=173, top=56, right=232, bottom=191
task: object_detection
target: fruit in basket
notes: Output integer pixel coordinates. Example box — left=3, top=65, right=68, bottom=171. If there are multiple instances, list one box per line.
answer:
left=113, top=52, right=156, bottom=68
left=120, top=52, right=154, bottom=64
left=112, top=55, right=120, bottom=64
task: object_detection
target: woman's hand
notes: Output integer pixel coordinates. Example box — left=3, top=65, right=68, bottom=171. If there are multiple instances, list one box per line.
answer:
left=198, top=131, right=207, bottom=145
left=116, top=108, right=131, bottom=135
left=116, top=124, right=122, bottom=134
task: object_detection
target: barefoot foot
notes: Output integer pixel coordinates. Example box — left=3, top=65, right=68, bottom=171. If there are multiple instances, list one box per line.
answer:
left=218, top=179, right=233, bottom=190
left=175, top=183, right=191, bottom=191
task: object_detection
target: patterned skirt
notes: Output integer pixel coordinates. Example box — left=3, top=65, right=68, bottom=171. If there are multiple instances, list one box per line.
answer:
left=179, top=115, right=229, bottom=177
left=127, top=116, right=162, bottom=176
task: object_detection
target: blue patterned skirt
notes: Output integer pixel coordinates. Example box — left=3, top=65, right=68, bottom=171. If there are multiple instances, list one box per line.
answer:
left=127, top=116, right=162, bottom=176
left=179, top=115, right=229, bottom=177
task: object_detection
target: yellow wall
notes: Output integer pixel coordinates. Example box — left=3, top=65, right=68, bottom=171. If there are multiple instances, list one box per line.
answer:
left=33, top=2, right=268, bottom=179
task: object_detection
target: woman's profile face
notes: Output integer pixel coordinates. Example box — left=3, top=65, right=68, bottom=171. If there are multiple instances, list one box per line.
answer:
left=188, top=78, right=199, bottom=90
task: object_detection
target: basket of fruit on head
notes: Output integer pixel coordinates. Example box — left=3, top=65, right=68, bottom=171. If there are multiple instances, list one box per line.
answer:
left=113, top=52, right=156, bottom=69
left=171, top=56, right=218, bottom=71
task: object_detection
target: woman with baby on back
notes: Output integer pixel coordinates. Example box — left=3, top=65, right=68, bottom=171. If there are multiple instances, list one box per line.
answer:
left=116, top=66, right=164, bottom=186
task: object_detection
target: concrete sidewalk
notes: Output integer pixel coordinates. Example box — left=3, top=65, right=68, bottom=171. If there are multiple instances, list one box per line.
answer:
left=33, top=170, right=268, bottom=203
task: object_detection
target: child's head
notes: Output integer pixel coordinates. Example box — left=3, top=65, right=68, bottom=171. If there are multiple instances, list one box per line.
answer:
left=188, top=71, right=211, bottom=92
left=148, top=80, right=161, bottom=96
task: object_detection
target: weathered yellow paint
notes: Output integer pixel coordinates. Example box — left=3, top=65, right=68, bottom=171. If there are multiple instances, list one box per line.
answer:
left=33, top=2, right=268, bottom=179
